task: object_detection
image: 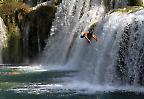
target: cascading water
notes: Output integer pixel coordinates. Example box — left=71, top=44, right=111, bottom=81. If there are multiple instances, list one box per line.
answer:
left=116, top=10, right=144, bottom=85
left=23, top=22, right=29, bottom=63
left=0, top=17, right=7, bottom=63
left=42, top=0, right=105, bottom=65
left=42, top=0, right=144, bottom=86
left=90, top=11, right=144, bottom=85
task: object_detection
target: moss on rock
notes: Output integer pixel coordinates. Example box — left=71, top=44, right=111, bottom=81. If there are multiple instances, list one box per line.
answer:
left=110, top=6, right=144, bottom=14
left=0, top=3, right=31, bottom=64
left=103, top=0, right=111, bottom=12
left=55, top=0, right=62, bottom=6
left=0, top=1, right=57, bottom=64
left=128, top=0, right=143, bottom=6
left=25, top=6, right=56, bottom=62
left=0, top=2, right=31, bottom=16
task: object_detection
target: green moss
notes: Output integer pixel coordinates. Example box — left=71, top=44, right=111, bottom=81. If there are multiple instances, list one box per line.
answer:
left=0, top=2, right=57, bottom=63
left=1, top=10, right=27, bottom=63
left=110, top=6, right=144, bottom=13
left=25, top=6, right=56, bottom=61
left=0, top=0, right=17, bottom=4
left=2, top=35, right=22, bottom=63
left=0, top=2, right=32, bottom=64
left=55, top=0, right=62, bottom=6
left=0, top=2, right=31, bottom=16
left=0, top=0, right=25, bottom=4
left=103, top=0, right=111, bottom=12
left=128, top=0, right=143, bottom=6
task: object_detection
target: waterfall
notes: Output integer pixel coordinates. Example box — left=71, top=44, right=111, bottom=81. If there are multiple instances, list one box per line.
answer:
left=89, top=11, right=144, bottom=85
left=23, top=22, right=29, bottom=63
left=0, top=17, right=7, bottom=63
left=42, top=0, right=105, bottom=65
left=118, top=10, right=144, bottom=85
left=42, top=0, right=144, bottom=86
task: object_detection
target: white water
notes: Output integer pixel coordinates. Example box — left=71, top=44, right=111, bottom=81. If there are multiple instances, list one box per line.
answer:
left=42, top=0, right=144, bottom=87
left=10, top=82, right=144, bottom=94
left=91, top=10, right=144, bottom=85
left=42, top=0, right=105, bottom=65
left=0, top=17, right=7, bottom=63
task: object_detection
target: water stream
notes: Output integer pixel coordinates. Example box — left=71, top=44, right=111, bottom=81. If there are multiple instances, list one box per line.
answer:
left=0, top=17, right=7, bottom=63
left=41, top=0, right=144, bottom=87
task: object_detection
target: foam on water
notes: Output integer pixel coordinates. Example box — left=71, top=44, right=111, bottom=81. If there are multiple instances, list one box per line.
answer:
left=39, top=0, right=144, bottom=93
left=9, top=81, right=144, bottom=95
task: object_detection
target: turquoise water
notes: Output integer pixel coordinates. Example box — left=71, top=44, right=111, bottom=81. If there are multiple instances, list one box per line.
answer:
left=0, top=66, right=144, bottom=99
left=0, top=91, right=144, bottom=99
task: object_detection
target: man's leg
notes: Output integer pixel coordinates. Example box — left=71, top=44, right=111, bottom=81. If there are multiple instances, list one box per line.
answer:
left=92, top=34, right=97, bottom=41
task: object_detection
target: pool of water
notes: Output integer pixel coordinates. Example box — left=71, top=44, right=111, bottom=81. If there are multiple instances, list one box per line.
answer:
left=0, top=66, right=144, bottom=99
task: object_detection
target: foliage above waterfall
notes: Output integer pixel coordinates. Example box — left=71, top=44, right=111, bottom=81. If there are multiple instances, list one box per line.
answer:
left=0, top=0, right=20, bottom=4
left=0, top=2, right=31, bottom=16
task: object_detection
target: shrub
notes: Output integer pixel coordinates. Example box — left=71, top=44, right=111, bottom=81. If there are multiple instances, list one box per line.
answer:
left=0, top=2, right=31, bottom=16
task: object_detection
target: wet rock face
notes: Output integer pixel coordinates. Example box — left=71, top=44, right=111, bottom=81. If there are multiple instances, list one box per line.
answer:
left=25, top=0, right=39, bottom=6
left=0, top=1, right=58, bottom=64
left=24, top=6, right=56, bottom=62
left=103, top=0, right=128, bottom=12
left=24, top=0, right=57, bottom=6
left=104, top=0, right=144, bottom=12
left=127, top=0, right=143, bottom=6
left=0, top=3, right=31, bottom=64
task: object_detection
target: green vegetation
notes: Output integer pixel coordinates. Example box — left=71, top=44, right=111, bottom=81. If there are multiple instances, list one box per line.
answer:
left=55, top=0, right=62, bottom=6
left=128, top=0, right=143, bottom=6
left=110, top=6, right=144, bottom=13
left=0, top=0, right=17, bottom=4
left=0, top=1, right=57, bottom=63
left=25, top=6, right=56, bottom=61
left=0, top=2, right=31, bottom=63
left=0, top=2, right=31, bottom=15
left=103, top=0, right=111, bottom=12
left=0, top=0, right=26, bottom=4
left=103, top=0, right=144, bottom=12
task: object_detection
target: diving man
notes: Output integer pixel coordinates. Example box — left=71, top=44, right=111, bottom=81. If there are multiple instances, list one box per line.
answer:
left=80, top=32, right=97, bottom=43
left=80, top=23, right=98, bottom=43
